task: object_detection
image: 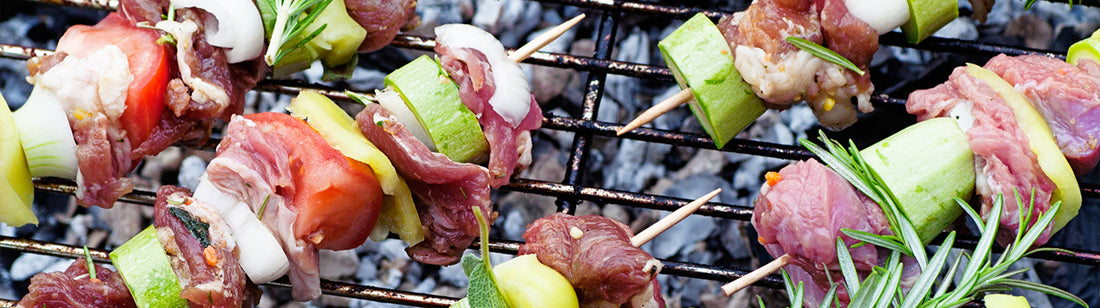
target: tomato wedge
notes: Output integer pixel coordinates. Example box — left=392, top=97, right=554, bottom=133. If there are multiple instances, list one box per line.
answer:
left=243, top=113, right=384, bottom=251
left=55, top=12, right=170, bottom=147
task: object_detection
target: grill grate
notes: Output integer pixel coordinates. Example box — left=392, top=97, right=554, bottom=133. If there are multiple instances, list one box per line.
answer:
left=2, top=0, right=1100, bottom=306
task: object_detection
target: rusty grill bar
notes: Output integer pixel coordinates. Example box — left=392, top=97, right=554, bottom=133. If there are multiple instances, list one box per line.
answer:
left=2, top=0, right=1100, bottom=306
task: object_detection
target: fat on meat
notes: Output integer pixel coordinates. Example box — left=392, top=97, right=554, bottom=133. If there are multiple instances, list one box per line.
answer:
left=752, top=159, right=891, bottom=307
left=717, top=0, right=876, bottom=130
left=356, top=103, right=495, bottom=265
left=435, top=43, right=543, bottom=187
left=153, top=186, right=260, bottom=308
left=27, top=46, right=135, bottom=208
left=518, top=213, right=663, bottom=307
left=346, top=0, right=420, bottom=52
left=16, top=257, right=137, bottom=308
left=907, top=66, right=1057, bottom=246
left=984, top=54, right=1100, bottom=174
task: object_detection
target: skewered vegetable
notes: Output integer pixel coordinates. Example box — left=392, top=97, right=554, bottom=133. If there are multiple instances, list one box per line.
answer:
left=901, top=0, right=958, bottom=43
left=385, top=55, right=489, bottom=163
left=657, top=13, right=764, bottom=149
left=109, top=226, right=188, bottom=308
left=266, top=0, right=367, bottom=79
left=860, top=117, right=974, bottom=243
left=1067, top=29, right=1100, bottom=65
left=493, top=254, right=580, bottom=308
left=0, top=95, right=36, bottom=227
left=287, top=91, right=424, bottom=245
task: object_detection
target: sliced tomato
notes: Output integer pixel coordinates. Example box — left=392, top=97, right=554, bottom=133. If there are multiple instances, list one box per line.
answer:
left=55, top=12, right=170, bottom=147
left=243, top=113, right=383, bottom=251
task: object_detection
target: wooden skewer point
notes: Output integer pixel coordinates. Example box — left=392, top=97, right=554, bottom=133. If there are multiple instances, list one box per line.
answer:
left=507, top=13, right=587, bottom=63
left=616, top=88, right=694, bottom=136
left=630, top=188, right=721, bottom=247
left=721, top=254, right=791, bottom=296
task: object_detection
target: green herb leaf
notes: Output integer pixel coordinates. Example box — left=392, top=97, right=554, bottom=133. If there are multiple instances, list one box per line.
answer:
left=785, top=37, right=865, bottom=75
left=168, top=207, right=211, bottom=247
left=256, top=194, right=271, bottom=219
left=83, top=246, right=97, bottom=281
left=459, top=207, right=508, bottom=308
left=261, top=0, right=334, bottom=66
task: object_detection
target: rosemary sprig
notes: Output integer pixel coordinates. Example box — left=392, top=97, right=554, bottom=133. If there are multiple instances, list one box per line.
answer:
left=785, top=37, right=865, bottom=76
left=798, top=133, right=1086, bottom=307
left=259, top=0, right=333, bottom=66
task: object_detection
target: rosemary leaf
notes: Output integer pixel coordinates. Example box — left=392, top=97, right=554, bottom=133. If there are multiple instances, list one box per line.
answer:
left=900, top=232, right=955, bottom=308
left=994, top=278, right=1089, bottom=306
left=841, top=229, right=910, bottom=254
left=836, top=238, right=861, bottom=296
left=785, top=37, right=865, bottom=75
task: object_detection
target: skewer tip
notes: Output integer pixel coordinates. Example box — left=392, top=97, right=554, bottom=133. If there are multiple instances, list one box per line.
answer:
left=508, top=14, right=588, bottom=63
left=721, top=254, right=791, bottom=296
left=616, top=88, right=694, bottom=136
left=630, top=188, right=721, bottom=247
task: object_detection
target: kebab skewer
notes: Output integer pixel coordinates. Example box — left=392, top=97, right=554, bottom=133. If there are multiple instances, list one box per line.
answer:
left=717, top=33, right=1100, bottom=306
left=617, top=0, right=958, bottom=148
left=452, top=189, right=721, bottom=308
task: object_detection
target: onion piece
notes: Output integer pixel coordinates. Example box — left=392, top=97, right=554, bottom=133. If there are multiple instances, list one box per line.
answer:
left=376, top=87, right=437, bottom=151
left=845, top=0, right=910, bottom=35
left=193, top=176, right=290, bottom=283
left=170, top=0, right=264, bottom=63
left=12, top=86, right=78, bottom=179
left=434, top=24, right=532, bottom=128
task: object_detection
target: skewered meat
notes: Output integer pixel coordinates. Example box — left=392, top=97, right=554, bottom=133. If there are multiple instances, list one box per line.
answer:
left=907, top=67, right=1057, bottom=246
left=153, top=186, right=261, bottom=307
left=356, top=103, right=494, bottom=265
left=16, top=257, right=137, bottom=308
left=204, top=113, right=383, bottom=300
left=716, top=0, right=877, bottom=130
left=435, top=24, right=543, bottom=187
left=984, top=54, right=1100, bottom=174
left=518, top=213, right=664, bottom=307
left=346, top=0, right=421, bottom=52
left=752, top=159, right=891, bottom=307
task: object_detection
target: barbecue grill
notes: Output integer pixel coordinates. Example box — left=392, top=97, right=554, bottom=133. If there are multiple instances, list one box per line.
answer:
left=2, top=0, right=1099, bottom=306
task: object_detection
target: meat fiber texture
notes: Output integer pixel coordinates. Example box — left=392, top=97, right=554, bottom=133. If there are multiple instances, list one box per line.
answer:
left=716, top=0, right=877, bottom=130
left=153, top=186, right=260, bottom=308
left=346, top=0, right=420, bottom=52
left=205, top=113, right=382, bottom=300
left=907, top=67, right=1057, bottom=246
left=17, top=258, right=137, bottom=308
left=752, top=159, right=891, bottom=307
left=356, top=103, right=494, bottom=265
left=985, top=54, right=1100, bottom=174
left=435, top=42, right=543, bottom=188
left=518, top=213, right=661, bottom=307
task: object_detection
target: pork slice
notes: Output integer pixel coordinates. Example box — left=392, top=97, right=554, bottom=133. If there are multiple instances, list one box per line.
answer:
left=346, top=0, right=420, bottom=52
left=153, top=186, right=260, bottom=308
left=205, top=115, right=318, bottom=300
left=518, top=213, right=660, bottom=306
left=29, top=45, right=135, bottom=208
left=907, top=66, right=1057, bottom=246
left=17, top=258, right=136, bottom=308
left=435, top=44, right=542, bottom=187
left=985, top=54, right=1100, bottom=174
left=752, top=159, right=890, bottom=307
left=356, top=103, right=494, bottom=265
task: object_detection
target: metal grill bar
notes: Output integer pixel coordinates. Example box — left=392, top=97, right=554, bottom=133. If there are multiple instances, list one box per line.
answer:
left=4, top=0, right=1100, bottom=305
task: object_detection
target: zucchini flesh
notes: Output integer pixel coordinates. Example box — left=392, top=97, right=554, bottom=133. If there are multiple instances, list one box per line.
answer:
left=110, top=226, right=188, bottom=308
left=658, top=13, right=764, bottom=149
left=860, top=118, right=974, bottom=244
left=1067, top=29, right=1100, bottom=66
left=901, top=0, right=958, bottom=43
left=385, top=55, right=488, bottom=163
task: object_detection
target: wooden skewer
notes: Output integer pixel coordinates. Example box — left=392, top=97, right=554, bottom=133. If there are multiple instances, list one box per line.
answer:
left=507, top=14, right=587, bottom=63
left=630, top=188, right=722, bottom=247
left=721, top=254, right=791, bottom=296
left=616, top=88, right=694, bottom=136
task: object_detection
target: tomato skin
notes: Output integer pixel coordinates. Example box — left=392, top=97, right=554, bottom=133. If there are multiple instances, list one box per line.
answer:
left=243, top=113, right=383, bottom=251
left=55, top=12, right=169, bottom=147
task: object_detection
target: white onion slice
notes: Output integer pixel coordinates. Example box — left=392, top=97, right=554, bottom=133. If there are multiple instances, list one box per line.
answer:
left=845, top=0, right=910, bottom=35
left=193, top=176, right=290, bottom=283
left=170, top=0, right=264, bottom=63
left=376, top=88, right=437, bottom=151
left=434, top=24, right=532, bottom=128
left=947, top=99, right=975, bottom=132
